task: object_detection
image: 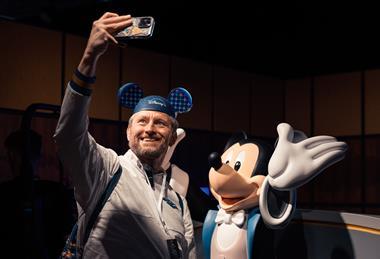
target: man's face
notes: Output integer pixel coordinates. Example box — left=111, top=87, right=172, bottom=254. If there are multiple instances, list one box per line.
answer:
left=127, top=111, right=176, bottom=162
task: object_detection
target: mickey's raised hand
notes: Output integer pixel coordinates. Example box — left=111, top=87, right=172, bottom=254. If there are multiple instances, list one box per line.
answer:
left=268, top=123, right=347, bottom=190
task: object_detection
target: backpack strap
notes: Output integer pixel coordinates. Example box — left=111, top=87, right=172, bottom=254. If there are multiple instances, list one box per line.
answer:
left=83, top=166, right=122, bottom=246
left=175, top=191, right=184, bottom=216
left=165, top=165, right=172, bottom=184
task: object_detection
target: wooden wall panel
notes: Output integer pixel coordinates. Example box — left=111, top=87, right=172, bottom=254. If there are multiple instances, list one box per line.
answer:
left=297, top=184, right=313, bottom=205
left=0, top=21, right=62, bottom=109
left=364, top=69, right=380, bottom=134
left=314, top=73, right=361, bottom=136
left=284, top=78, right=311, bottom=136
left=65, top=34, right=120, bottom=120
left=121, top=47, right=170, bottom=121
left=64, top=34, right=87, bottom=81
left=365, top=137, right=380, bottom=204
left=313, top=138, right=361, bottom=204
left=171, top=57, right=213, bottom=130
left=365, top=208, right=380, bottom=215
left=312, top=206, right=363, bottom=214
left=89, top=120, right=122, bottom=154
left=213, top=67, right=251, bottom=133
left=251, top=76, right=284, bottom=138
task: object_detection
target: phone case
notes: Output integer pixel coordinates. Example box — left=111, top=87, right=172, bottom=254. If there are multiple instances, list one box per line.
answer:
left=115, top=16, right=155, bottom=41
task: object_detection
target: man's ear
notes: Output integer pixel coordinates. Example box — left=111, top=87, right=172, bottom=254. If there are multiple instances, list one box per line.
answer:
left=169, top=130, right=177, bottom=146
left=126, top=127, right=131, bottom=142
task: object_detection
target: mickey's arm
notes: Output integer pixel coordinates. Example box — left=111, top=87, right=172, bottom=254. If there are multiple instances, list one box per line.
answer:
left=259, top=123, right=347, bottom=228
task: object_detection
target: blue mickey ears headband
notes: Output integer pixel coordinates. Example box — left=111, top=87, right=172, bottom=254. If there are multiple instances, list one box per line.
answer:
left=117, top=83, right=192, bottom=118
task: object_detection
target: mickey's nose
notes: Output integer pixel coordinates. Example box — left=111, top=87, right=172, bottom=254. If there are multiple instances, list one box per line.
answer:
left=208, top=152, right=222, bottom=170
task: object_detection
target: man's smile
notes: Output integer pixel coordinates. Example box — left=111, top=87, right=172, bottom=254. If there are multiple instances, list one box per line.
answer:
left=140, top=137, right=160, bottom=142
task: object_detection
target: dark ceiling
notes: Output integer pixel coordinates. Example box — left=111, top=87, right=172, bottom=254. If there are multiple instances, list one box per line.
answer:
left=1, top=1, right=380, bottom=79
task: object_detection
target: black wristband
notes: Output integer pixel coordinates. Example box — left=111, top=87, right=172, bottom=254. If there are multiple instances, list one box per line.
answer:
left=74, top=69, right=96, bottom=84
left=70, top=81, right=93, bottom=96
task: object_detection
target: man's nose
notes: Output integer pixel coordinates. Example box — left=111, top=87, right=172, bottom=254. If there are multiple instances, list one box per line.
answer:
left=144, top=121, right=155, bottom=132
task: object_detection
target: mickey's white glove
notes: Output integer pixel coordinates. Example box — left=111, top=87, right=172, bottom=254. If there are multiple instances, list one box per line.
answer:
left=268, top=123, right=347, bottom=191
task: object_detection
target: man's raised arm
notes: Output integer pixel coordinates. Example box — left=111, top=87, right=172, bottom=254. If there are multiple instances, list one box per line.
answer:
left=54, top=13, right=133, bottom=208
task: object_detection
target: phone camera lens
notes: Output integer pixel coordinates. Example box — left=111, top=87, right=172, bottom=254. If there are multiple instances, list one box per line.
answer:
left=138, top=18, right=151, bottom=28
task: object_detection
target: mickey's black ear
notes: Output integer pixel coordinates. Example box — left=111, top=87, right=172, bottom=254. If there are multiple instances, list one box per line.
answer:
left=224, top=131, right=248, bottom=151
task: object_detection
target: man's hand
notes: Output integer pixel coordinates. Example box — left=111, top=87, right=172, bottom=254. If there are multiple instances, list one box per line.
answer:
left=268, top=123, right=347, bottom=190
left=78, top=12, right=133, bottom=76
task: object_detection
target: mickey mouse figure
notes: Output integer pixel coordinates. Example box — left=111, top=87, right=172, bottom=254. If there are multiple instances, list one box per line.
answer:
left=202, top=123, right=347, bottom=259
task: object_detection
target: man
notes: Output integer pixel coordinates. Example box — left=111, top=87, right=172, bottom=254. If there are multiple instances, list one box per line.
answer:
left=2, top=129, right=75, bottom=258
left=0, top=129, right=42, bottom=258
left=54, top=12, right=195, bottom=258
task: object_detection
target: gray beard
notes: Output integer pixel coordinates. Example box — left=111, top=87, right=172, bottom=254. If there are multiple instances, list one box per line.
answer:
left=137, top=148, right=162, bottom=160
left=131, top=144, right=167, bottom=162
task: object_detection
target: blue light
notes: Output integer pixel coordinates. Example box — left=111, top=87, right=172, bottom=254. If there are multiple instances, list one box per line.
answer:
left=200, top=186, right=210, bottom=196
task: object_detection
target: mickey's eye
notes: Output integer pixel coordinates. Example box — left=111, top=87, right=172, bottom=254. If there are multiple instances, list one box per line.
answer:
left=234, top=151, right=246, bottom=172
left=223, top=151, right=233, bottom=164
left=234, top=161, right=241, bottom=171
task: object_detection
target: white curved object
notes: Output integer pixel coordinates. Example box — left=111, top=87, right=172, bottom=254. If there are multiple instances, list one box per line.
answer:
left=259, top=176, right=296, bottom=229
left=169, top=164, right=189, bottom=197
left=162, top=128, right=186, bottom=171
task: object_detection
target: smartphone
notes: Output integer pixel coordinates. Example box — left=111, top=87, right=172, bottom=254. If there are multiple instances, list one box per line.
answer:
left=115, top=16, right=155, bottom=42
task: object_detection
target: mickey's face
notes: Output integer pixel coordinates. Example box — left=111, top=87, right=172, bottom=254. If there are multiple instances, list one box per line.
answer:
left=209, top=142, right=266, bottom=212
left=222, top=143, right=259, bottom=179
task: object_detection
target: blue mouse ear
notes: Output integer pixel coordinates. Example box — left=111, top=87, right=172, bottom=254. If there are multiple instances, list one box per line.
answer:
left=167, top=87, right=193, bottom=115
left=117, top=83, right=144, bottom=109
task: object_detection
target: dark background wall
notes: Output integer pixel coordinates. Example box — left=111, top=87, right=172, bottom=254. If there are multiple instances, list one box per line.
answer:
left=1, top=20, right=380, bottom=218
